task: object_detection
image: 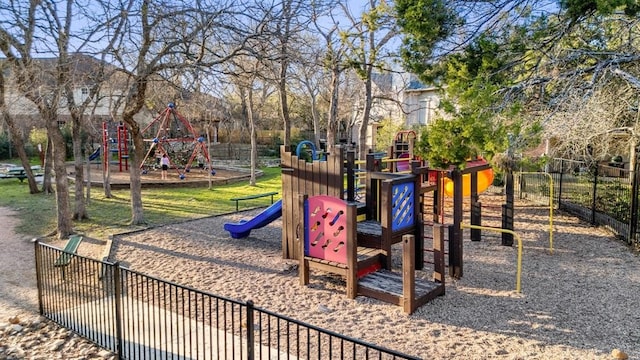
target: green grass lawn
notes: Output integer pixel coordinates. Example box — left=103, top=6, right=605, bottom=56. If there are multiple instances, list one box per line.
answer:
left=0, top=166, right=282, bottom=239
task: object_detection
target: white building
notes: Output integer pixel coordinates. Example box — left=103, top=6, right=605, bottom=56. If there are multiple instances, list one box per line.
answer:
left=351, top=73, right=442, bottom=154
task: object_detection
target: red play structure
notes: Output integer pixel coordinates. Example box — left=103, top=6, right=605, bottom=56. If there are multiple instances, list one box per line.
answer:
left=392, top=130, right=417, bottom=172
left=140, top=103, right=212, bottom=179
left=102, top=121, right=129, bottom=172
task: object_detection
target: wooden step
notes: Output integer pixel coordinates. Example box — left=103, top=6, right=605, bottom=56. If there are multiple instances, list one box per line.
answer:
left=358, top=269, right=444, bottom=308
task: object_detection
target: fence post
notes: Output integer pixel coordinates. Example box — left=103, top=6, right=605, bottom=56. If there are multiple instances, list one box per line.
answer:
left=629, top=158, right=640, bottom=244
left=591, top=165, right=598, bottom=225
left=33, top=239, right=44, bottom=315
left=557, top=159, right=564, bottom=209
left=557, top=171, right=563, bottom=210
left=113, top=263, right=124, bottom=359
left=246, top=300, right=255, bottom=360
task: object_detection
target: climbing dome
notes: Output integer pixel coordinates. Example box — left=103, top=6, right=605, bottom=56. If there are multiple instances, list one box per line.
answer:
left=140, top=103, right=214, bottom=179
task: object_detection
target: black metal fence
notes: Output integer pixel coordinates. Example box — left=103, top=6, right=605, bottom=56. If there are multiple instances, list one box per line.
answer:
left=515, top=158, right=639, bottom=248
left=35, top=241, right=419, bottom=360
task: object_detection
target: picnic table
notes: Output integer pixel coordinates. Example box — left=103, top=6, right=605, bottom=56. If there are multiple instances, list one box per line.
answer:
left=0, top=165, right=43, bottom=182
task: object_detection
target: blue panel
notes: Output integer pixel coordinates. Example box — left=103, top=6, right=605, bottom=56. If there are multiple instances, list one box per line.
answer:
left=391, top=182, right=415, bottom=232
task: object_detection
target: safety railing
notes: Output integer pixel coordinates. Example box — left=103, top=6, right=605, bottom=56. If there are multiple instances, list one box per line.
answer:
left=460, top=223, right=523, bottom=293
left=35, top=241, right=419, bottom=360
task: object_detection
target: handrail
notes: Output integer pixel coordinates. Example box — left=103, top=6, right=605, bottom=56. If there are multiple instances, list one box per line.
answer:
left=460, top=223, right=523, bottom=293
left=518, top=172, right=554, bottom=254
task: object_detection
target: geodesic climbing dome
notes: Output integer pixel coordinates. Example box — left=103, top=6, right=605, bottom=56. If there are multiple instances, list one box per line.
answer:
left=140, top=103, right=213, bottom=179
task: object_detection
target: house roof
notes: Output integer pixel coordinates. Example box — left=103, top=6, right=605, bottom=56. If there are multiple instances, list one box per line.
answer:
left=405, top=79, right=439, bottom=92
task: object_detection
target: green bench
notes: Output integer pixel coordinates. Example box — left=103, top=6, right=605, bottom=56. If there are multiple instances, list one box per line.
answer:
left=230, top=191, right=278, bottom=211
left=54, top=235, right=83, bottom=267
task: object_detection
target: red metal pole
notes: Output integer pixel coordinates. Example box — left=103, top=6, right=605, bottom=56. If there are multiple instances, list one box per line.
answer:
left=117, top=124, right=123, bottom=172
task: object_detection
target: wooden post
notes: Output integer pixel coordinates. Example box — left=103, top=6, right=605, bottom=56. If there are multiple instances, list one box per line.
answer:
left=298, top=194, right=309, bottom=286
left=450, top=168, right=463, bottom=278
left=433, top=170, right=442, bottom=223
left=432, top=224, right=446, bottom=284
left=402, top=234, right=415, bottom=314
left=346, top=150, right=356, bottom=202
left=346, top=203, right=358, bottom=299
left=470, top=171, right=481, bottom=241
left=412, top=162, right=424, bottom=270
left=502, top=171, right=514, bottom=246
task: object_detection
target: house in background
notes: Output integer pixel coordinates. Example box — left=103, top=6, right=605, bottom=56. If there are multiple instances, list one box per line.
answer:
left=1, top=54, right=229, bottom=145
left=403, top=78, right=441, bottom=127
left=2, top=54, right=131, bottom=135
left=352, top=73, right=442, bottom=154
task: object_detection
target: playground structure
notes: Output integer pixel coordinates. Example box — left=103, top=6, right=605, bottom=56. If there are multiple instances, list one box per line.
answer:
left=140, top=103, right=213, bottom=179
left=224, top=132, right=519, bottom=311
left=281, top=145, right=446, bottom=314
left=102, top=121, right=129, bottom=172
left=390, top=130, right=417, bottom=172
left=299, top=194, right=446, bottom=314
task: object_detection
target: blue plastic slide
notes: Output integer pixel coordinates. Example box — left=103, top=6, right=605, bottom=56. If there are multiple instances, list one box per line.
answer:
left=224, top=199, right=283, bottom=239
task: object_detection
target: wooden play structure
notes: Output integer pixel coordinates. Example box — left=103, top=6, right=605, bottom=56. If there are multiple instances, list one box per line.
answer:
left=445, top=160, right=496, bottom=279
left=279, top=139, right=510, bottom=311
left=390, top=130, right=417, bottom=172
left=281, top=145, right=445, bottom=314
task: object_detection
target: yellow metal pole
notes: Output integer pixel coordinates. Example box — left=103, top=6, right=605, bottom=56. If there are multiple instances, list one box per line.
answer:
left=460, top=223, right=523, bottom=293
left=519, top=172, right=554, bottom=254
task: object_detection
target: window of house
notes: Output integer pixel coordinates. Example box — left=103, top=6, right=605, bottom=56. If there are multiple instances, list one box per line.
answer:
left=418, top=100, right=428, bottom=125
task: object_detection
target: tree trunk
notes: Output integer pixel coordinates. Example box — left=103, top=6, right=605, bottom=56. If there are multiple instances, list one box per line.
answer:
left=127, top=123, right=146, bottom=225
left=42, top=137, right=54, bottom=194
left=121, top=74, right=148, bottom=225
left=0, top=72, right=39, bottom=193
left=47, top=119, right=73, bottom=239
left=279, top=73, right=291, bottom=148
left=103, top=135, right=112, bottom=198
left=85, top=150, right=91, bottom=205
left=311, top=96, right=321, bottom=150
left=358, top=69, right=373, bottom=160
left=248, top=87, right=257, bottom=186
left=326, top=65, right=340, bottom=153
left=1, top=113, right=40, bottom=193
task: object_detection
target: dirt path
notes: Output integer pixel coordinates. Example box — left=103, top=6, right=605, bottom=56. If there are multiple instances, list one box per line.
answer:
left=0, top=207, right=38, bottom=320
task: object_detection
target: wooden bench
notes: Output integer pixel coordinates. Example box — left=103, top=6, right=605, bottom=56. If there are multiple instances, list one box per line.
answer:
left=54, top=235, right=83, bottom=267
left=230, top=191, right=278, bottom=211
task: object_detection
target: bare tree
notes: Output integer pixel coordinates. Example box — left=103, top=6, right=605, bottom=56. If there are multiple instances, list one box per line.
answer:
left=291, top=44, right=325, bottom=149
left=340, top=0, right=398, bottom=159
left=105, top=0, right=267, bottom=224
left=0, top=1, right=76, bottom=238
left=0, top=66, right=39, bottom=194
left=311, top=7, right=350, bottom=153
left=266, top=0, right=322, bottom=147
